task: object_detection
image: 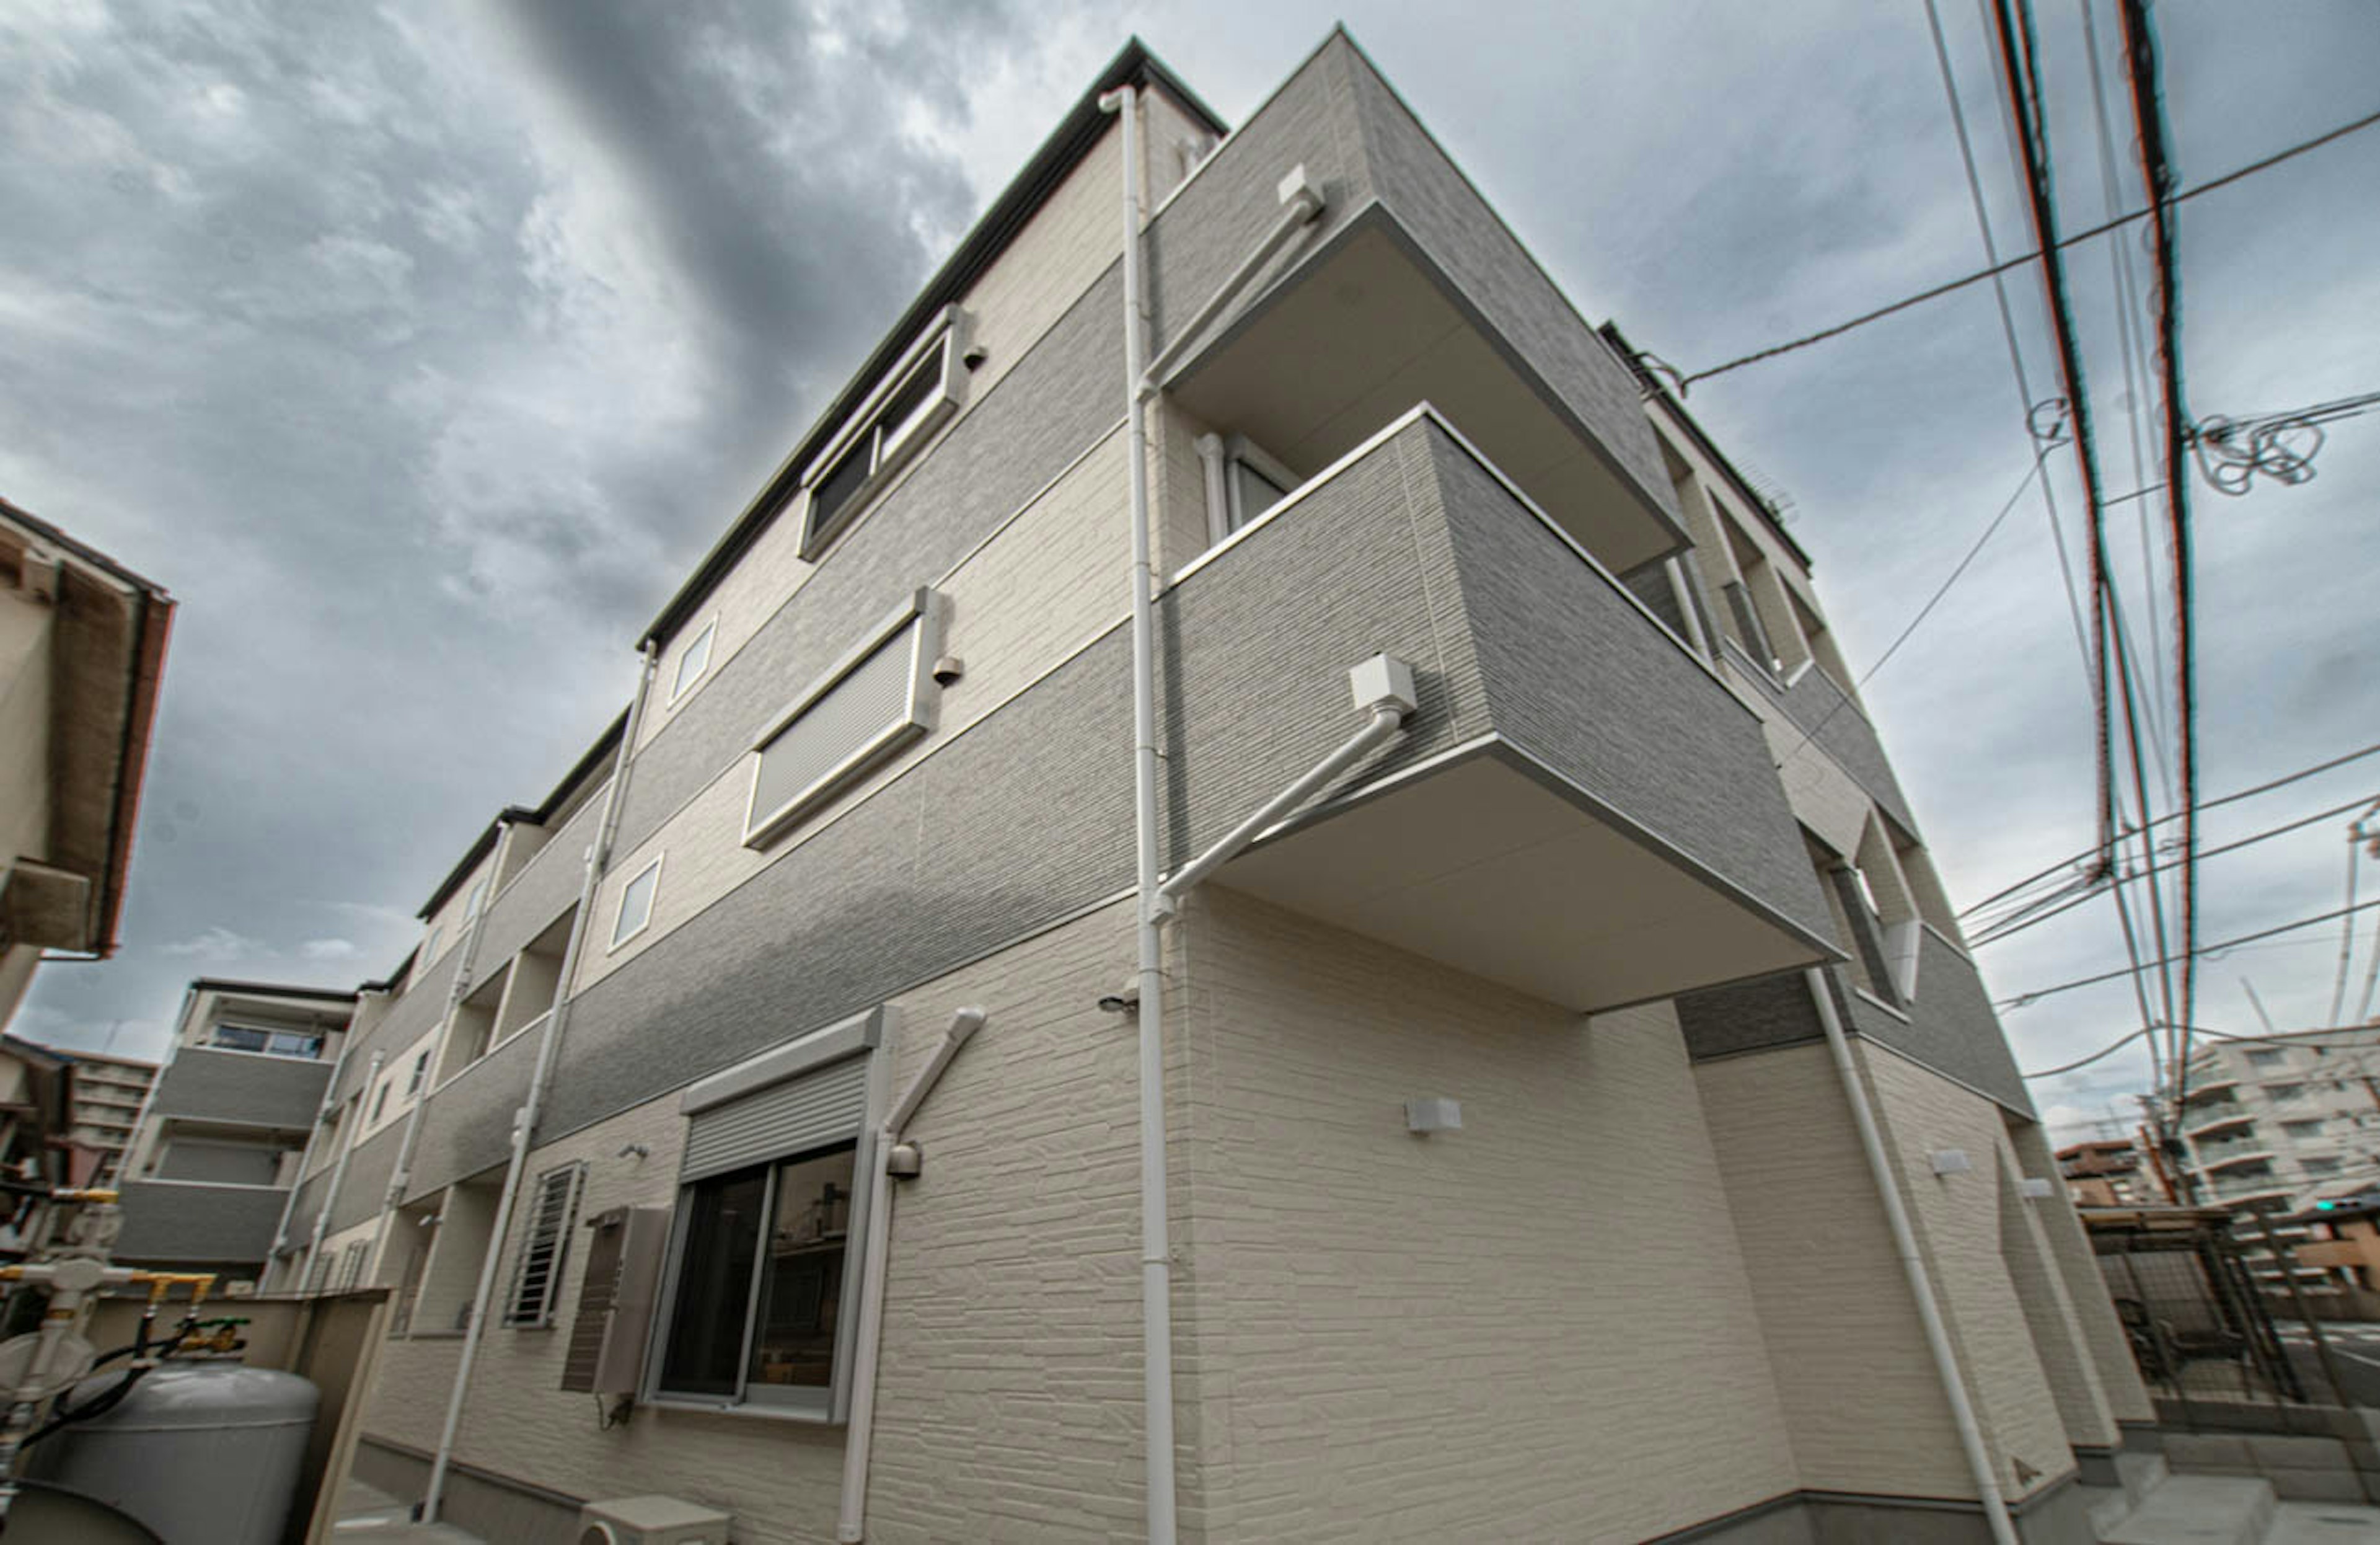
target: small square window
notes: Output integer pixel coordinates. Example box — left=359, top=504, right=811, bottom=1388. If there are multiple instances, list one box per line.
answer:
left=610, top=857, right=661, bottom=950
left=464, top=875, right=489, bottom=924
left=671, top=618, right=718, bottom=704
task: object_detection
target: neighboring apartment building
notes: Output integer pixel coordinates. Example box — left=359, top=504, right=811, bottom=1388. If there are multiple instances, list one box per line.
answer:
left=0, top=496, right=174, bottom=1033
left=2171, top=1027, right=2380, bottom=1221
left=265, top=33, right=2150, bottom=1544
left=113, top=978, right=353, bottom=1283
left=46, top=1046, right=155, bottom=1186
left=2057, top=1136, right=2162, bottom=1208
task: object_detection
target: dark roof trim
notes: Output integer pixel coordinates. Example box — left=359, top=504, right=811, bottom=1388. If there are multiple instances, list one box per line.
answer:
left=361, top=949, right=418, bottom=996
left=96, top=586, right=173, bottom=957
left=415, top=808, right=535, bottom=922
left=639, top=37, right=1226, bottom=650
left=0, top=495, right=172, bottom=598
left=190, top=978, right=360, bottom=1005
left=415, top=708, right=627, bottom=921
left=1599, top=321, right=1815, bottom=572
left=533, top=709, right=627, bottom=824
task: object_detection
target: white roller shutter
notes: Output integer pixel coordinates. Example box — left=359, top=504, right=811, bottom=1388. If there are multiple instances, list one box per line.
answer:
left=682, top=1054, right=869, bottom=1182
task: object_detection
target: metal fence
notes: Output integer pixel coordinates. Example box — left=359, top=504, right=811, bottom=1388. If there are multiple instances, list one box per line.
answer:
left=2086, top=1204, right=2373, bottom=1424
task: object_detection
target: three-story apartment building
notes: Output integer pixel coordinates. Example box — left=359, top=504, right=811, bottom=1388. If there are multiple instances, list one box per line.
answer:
left=267, top=33, right=2149, bottom=1544
left=114, top=978, right=354, bottom=1283
left=55, top=1047, right=154, bottom=1186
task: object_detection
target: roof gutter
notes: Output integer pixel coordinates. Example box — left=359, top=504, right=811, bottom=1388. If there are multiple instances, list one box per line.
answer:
left=91, top=585, right=174, bottom=958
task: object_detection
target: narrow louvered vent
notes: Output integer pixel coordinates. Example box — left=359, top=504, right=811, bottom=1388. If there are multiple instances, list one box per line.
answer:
left=745, top=592, right=940, bottom=849
left=505, top=1161, right=586, bottom=1327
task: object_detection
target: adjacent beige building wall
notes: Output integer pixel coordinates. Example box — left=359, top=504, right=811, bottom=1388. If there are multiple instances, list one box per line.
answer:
left=1172, top=890, right=1801, bottom=1542
left=2006, top=1120, right=2156, bottom=1425
left=1994, top=1143, right=2120, bottom=1455
left=1859, top=1042, right=2076, bottom=1502
left=1694, top=1040, right=1976, bottom=1499
left=0, top=590, right=51, bottom=871
left=580, top=428, right=1132, bottom=995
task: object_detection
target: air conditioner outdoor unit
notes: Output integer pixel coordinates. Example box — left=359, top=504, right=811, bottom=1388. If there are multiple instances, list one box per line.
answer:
left=577, top=1495, right=731, bottom=1545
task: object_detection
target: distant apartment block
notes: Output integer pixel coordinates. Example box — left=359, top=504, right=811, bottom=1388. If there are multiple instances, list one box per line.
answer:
left=0, top=496, right=173, bottom=1032
left=2173, top=1027, right=2380, bottom=1220
left=52, top=1046, right=154, bottom=1186
left=224, top=32, right=2159, bottom=1543
left=113, top=979, right=353, bottom=1282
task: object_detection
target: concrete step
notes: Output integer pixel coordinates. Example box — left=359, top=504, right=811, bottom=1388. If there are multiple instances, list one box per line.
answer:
left=2263, top=1499, right=2380, bottom=1544
left=2097, top=1472, right=2278, bottom=1545
left=2118, top=1451, right=2173, bottom=1501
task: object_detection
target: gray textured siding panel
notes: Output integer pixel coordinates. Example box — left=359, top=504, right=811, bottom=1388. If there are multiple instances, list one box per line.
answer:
left=614, top=265, right=1127, bottom=856
left=1428, top=427, right=1834, bottom=945
left=1675, top=972, right=1828, bottom=1061
left=1336, top=42, right=1675, bottom=523
left=1846, top=934, right=2032, bottom=1115
left=1145, top=40, right=1375, bottom=353
left=337, top=946, right=463, bottom=1105
left=1734, top=652, right=1916, bottom=833
left=407, top=1028, right=541, bottom=1198
left=149, top=1047, right=329, bottom=1131
left=114, top=1180, right=287, bottom=1267
left=477, top=794, right=604, bottom=969
left=325, top=1125, right=404, bottom=1236
left=1158, top=426, right=1492, bottom=863
left=542, top=634, right=1135, bottom=1146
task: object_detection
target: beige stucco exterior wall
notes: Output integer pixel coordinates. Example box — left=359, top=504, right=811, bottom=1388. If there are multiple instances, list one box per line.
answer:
left=2006, top=1119, right=2156, bottom=1424
left=1858, top=1042, right=2078, bottom=1501
left=1171, top=890, right=1801, bottom=1542
left=1993, top=1142, right=2121, bottom=1455
left=368, top=898, right=1144, bottom=1545
left=0, top=590, right=51, bottom=873
left=580, top=427, right=1131, bottom=995
left=1693, top=1039, right=1976, bottom=1499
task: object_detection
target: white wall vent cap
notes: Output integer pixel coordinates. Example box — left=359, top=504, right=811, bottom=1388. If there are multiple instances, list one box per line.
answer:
left=2019, top=1177, right=2057, bottom=1200
left=1928, top=1149, right=1973, bottom=1177
left=1350, top=655, right=1418, bottom=718
left=1406, top=1097, right=1461, bottom=1134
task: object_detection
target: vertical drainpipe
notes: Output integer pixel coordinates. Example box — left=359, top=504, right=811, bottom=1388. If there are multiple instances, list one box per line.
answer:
left=294, top=1048, right=384, bottom=1291
left=1805, top=968, right=2019, bottom=1545
left=421, top=642, right=658, bottom=1527
left=1096, top=82, right=1181, bottom=1545
left=364, top=823, right=513, bottom=1282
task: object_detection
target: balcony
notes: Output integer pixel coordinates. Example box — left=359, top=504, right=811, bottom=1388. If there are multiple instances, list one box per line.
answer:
left=146, top=1045, right=330, bottom=1133
left=2185, top=1109, right=2257, bottom=1141
left=113, top=1179, right=290, bottom=1268
left=2182, top=1076, right=2241, bottom=1104
left=1159, top=410, right=1836, bottom=1011
left=2198, top=1147, right=2278, bottom=1175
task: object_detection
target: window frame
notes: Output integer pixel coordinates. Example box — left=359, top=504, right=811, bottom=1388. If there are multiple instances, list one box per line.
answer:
left=741, top=590, right=943, bottom=851
left=505, top=1161, right=588, bottom=1329
left=795, top=308, right=971, bottom=558
left=643, top=1012, right=888, bottom=1423
left=669, top=615, right=719, bottom=706
left=608, top=854, right=663, bottom=953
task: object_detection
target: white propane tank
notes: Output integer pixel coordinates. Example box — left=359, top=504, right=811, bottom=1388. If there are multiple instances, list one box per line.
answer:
left=26, top=1361, right=319, bottom=1545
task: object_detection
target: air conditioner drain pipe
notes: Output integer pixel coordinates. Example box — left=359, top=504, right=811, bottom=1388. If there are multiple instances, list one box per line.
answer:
left=1805, top=967, right=2019, bottom=1545
left=837, top=1006, right=987, bottom=1542
left=422, top=640, right=658, bottom=1527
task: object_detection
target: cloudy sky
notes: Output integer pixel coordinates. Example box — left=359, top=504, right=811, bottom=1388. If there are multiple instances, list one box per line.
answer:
left=6, top=0, right=2376, bottom=1138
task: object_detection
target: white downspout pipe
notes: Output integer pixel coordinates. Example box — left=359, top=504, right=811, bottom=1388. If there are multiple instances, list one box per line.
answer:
left=268, top=1029, right=358, bottom=1280
left=422, top=643, right=658, bottom=1526
left=837, top=1006, right=987, bottom=1542
left=296, top=1049, right=383, bottom=1291
left=1805, top=968, right=2019, bottom=1545
left=1096, top=81, right=1180, bottom=1545
left=365, top=829, right=513, bottom=1282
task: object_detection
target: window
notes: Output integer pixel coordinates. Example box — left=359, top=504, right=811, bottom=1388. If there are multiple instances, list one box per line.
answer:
left=405, top=1050, right=430, bottom=1097
left=2283, top=1119, right=2326, bottom=1138
left=1194, top=432, right=1300, bottom=547
left=744, top=591, right=943, bottom=849
left=798, top=309, right=971, bottom=556
left=610, top=856, right=661, bottom=950
left=651, top=1010, right=881, bottom=1418
left=2304, top=1156, right=2345, bottom=1175
left=337, top=1239, right=369, bottom=1293
left=658, top=1148, right=857, bottom=1411
left=371, top=1082, right=390, bottom=1123
left=211, top=1024, right=325, bottom=1060
left=2268, top=1082, right=2305, bottom=1102
left=505, top=1162, right=587, bottom=1327
left=2248, top=1049, right=2288, bottom=1068
left=670, top=617, right=718, bottom=704
left=464, top=875, right=489, bottom=924
left=424, top=924, right=443, bottom=963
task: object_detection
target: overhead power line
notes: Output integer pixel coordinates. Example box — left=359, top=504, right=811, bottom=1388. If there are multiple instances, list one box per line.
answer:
left=1659, top=106, right=2380, bottom=392
left=1957, top=740, right=2380, bottom=921
left=2021, top=1019, right=2380, bottom=1083
left=1969, top=792, right=2380, bottom=948
left=1998, top=896, right=2380, bottom=1009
